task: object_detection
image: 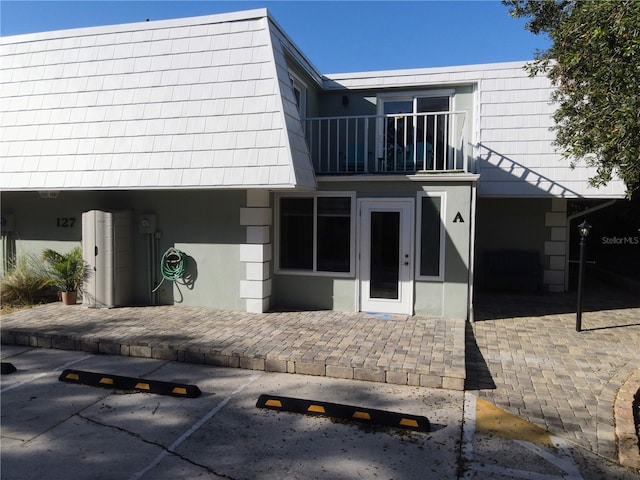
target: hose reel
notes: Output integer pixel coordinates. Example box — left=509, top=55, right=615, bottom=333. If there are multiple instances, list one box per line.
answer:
left=152, top=247, right=186, bottom=293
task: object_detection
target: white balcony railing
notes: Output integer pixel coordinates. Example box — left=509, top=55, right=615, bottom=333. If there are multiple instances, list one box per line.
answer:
left=305, top=111, right=467, bottom=175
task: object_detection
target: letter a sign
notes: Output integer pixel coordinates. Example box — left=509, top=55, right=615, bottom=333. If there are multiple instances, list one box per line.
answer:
left=453, top=212, right=464, bottom=223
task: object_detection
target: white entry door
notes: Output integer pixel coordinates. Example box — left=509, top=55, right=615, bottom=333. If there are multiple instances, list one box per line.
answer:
left=359, top=199, right=414, bottom=314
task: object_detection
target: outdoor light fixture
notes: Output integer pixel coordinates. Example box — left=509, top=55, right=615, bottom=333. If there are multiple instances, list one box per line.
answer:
left=38, top=191, right=59, bottom=198
left=575, top=220, right=592, bottom=332
left=578, top=220, right=591, bottom=238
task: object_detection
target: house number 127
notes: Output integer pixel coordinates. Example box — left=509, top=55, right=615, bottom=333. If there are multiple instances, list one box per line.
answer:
left=56, top=217, right=76, bottom=228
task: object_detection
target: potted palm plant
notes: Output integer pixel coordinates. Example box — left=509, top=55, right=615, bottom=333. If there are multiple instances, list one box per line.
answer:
left=42, top=247, right=88, bottom=305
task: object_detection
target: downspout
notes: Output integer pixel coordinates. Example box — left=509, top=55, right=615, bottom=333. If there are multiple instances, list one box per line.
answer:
left=564, top=199, right=616, bottom=291
left=146, top=232, right=152, bottom=304
left=468, top=82, right=480, bottom=322
left=153, top=232, right=160, bottom=304
left=468, top=181, right=478, bottom=322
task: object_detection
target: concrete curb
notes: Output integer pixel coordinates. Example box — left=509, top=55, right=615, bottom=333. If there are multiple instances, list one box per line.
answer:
left=1, top=328, right=467, bottom=390
left=615, top=367, right=640, bottom=471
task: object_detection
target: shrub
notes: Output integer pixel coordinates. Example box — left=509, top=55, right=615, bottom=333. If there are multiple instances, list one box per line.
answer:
left=41, top=247, right=88, bottom=293
left=0, top=253, right=57, bottom=306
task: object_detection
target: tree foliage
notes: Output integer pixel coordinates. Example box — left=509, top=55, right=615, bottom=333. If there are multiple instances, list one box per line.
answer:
left=504, top=0, right=640, bottom=196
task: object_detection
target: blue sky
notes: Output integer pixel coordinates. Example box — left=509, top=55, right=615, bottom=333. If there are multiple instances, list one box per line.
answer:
left=0, top=1, right=550, bottom=73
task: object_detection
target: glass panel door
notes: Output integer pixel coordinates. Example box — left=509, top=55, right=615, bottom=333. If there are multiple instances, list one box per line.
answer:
left=379, top=95, right=450, bottom=172
left=359, top=199, right=414, bottom=314
left=416, top=97, right=449, bottom=170
left=383, top=101, right=413, bottom=171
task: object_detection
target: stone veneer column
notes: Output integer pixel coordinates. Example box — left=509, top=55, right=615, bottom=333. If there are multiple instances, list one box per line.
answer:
left=239, top=190, right=272, bottom=313
left=543, top=198, right=568, bottom=292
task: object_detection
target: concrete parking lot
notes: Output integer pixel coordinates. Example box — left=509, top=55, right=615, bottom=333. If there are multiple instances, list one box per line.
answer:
left=1, top=346, right=463, bottom=480
left=2, top=345, right=638, bottom=479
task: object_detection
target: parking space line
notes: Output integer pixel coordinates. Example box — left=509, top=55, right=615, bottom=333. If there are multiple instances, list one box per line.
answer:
left=0, top=355, right=91, bottom=394
left=461, top=393, right=583, bottom=480
left=516, top=438, right=582, bottom=478
left=128, top=372, right=262, bottom=480
left=461, top=392, right=476, bottom=466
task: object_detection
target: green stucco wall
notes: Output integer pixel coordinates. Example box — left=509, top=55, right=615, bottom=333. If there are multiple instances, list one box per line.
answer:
left=271, top=179, right=474, bottom=319
left=271, top=276, right=355, bottom=311
left=3, top=179, right=474, bottom=319
left=1, top=190, right=245, bottom=310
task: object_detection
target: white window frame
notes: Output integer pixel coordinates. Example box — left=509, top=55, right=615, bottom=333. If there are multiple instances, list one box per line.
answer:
left=376, top=90, right=455, bottom=162
left=376, top=89, right=455, bottom=115
left=275, top=192, right=356, bottom=277
left=290, top=72, right=308, bottom=120
left=415, top=191, right=446, bottom=281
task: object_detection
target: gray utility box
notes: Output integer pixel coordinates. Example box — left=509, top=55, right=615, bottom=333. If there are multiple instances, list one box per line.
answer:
left=82, top=210, right=134, bottom=308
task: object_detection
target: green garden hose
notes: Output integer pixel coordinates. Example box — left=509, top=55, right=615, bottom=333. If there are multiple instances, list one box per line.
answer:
left=152, top=247, right=186, bottom=293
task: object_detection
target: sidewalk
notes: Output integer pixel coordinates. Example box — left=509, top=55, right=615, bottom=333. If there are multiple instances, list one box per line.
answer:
left=1, top=283, right=639, bottom=470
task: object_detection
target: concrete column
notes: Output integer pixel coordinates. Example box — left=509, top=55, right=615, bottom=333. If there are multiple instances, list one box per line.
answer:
left=543, top=198, right=567, bottom=292
left=239, top=190, right=272, bottom=313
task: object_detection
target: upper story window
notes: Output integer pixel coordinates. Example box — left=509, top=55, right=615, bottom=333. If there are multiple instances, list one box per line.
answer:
left=290, top=73, right=308, bottom=120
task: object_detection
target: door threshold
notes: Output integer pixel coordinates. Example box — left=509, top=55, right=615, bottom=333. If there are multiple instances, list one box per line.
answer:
left=362, top=312, right=409, bottom=321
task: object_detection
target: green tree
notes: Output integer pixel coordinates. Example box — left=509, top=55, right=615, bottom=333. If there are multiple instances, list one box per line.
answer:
left=504, top=0, right=640, bottom=196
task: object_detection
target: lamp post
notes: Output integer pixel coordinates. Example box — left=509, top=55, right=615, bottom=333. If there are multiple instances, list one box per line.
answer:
left=576, top=220, right=591, bottom=332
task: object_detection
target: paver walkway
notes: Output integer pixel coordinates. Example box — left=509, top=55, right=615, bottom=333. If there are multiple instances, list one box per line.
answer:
left=469, top=285, right=640, bottom=463
left=0, top=306, right=466, bottom=390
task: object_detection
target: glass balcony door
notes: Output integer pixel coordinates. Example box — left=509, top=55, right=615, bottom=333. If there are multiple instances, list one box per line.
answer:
left=381, top=95, right=450, bottom=172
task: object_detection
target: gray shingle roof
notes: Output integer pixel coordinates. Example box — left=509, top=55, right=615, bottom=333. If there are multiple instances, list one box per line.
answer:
left=0, top=9, right=317, bottom=191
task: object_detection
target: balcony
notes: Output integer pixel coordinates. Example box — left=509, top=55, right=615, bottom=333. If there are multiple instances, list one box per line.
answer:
left=305, top=111, right=468, bottom=175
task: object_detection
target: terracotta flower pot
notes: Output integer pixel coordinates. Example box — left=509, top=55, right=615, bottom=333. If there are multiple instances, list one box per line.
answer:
left=61, top=291, right=78, bottom=305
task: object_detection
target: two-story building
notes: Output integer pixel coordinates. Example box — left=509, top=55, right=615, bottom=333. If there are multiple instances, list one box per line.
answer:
left=0, top=9, right=627, bottom=319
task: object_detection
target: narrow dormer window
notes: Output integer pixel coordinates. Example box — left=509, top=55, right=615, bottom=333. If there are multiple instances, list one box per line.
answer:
left=290, top=73, right=307, bottom=120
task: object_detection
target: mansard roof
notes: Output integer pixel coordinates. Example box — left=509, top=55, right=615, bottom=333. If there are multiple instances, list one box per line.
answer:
left=0, top=9, right=317, bottom=191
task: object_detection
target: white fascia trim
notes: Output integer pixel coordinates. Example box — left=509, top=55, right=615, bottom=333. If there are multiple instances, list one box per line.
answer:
left=322, top=61, right=528, bottom=90
left=477, top=192, right=625, bottom=199
left=266, top=16, right=323, bottom=88
left=0, top=183, right=317, bottom=192
left=324, top=60, right=529, bottom=83
left=317, top=174, right=480, bottom=183
left=1, top=8, right=269, bottom=43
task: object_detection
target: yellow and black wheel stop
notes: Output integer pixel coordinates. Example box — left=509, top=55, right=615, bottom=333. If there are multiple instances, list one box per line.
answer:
left=1, top=362, right=17, bottom=374
left=59, top=369, right=201, bottom=398
left=256, top=394, right=430, bottom=432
